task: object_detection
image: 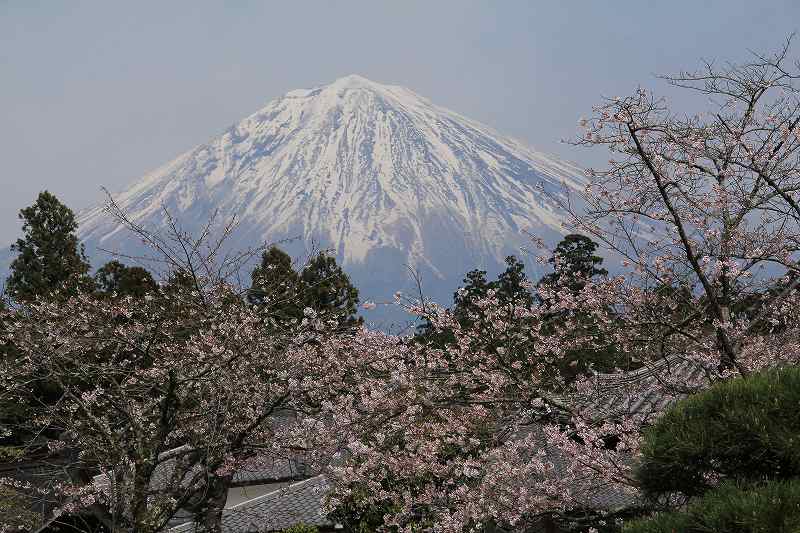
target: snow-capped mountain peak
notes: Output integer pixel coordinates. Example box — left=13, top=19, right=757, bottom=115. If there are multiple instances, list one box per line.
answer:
left=74, top=75, right=584, bottom=304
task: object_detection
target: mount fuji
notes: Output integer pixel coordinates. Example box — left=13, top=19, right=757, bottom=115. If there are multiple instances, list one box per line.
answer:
left=43, top=75, right=587, bottom=322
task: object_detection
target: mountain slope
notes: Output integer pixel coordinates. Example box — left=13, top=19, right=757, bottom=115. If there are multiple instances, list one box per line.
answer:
left=72, top=75, right=584, bottom=313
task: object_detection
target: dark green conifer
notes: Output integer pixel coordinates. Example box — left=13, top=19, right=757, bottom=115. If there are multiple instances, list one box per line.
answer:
left=537, top=234, right=623, bottom=382
left=249, top=246, right=304, bottom=324
left=94, top=260, right=158, bottom=299
left=300, top=252, right=361, bottom=328
left=538, top=234, right=607, bottom=296
left=495, top=255, right=534, bottom=307
left=417, top=256, right=534, bottom=348
left=627, top=368, right=800, bottom=532
left=452, top=268, right=493, bottom=328
left=536, top=235, right=608, bottom=312
left=6, top=191, right=93, bottom=301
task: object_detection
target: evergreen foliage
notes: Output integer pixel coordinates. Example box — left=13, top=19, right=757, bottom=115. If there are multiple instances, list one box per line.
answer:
left=94, top=260, right=158, bottom=299
left=537, top=233, right=607, bottom=296
left=451, top=268, right=493, bottom=328
left=537, top=234, right=624, bottom=382
left=416, top=256, right=534, bottom=347
left=2, top=192, right=98, bottom=446
left=623, top=479, right=800, bottom=533
left=415, top=239, right=623, bottom=385
left=495, top=255, right=534, bottom=307
left=247, top=248, right=362, bottom=328
left=248, top=246, right=304, bottom=324
left=6, top=191, right=93, bottom=301
left=637, top=366, right=800, bottom=499
left=300, top=251, right=361, bottom=328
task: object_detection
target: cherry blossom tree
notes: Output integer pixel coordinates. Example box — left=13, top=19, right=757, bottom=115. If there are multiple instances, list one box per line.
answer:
left=315, top=39, right=800, bottom=532
left=0, top=200, right=363, bottom=533
left=567, top=36, right=800, bottom=375
left=314, top=282, right=632, bottom=532
left=5, top=39, right=800, bottom=533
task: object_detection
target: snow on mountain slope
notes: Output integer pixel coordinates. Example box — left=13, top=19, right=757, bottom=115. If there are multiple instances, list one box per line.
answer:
left=75, top=75, right=584, bottom=309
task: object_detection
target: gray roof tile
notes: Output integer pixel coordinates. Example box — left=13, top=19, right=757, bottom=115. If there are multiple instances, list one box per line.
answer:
left=513, top=357, right=711, bottom=513
left=94, top=447, right=309, bottom=495
left=170, top=475, right=332, bottom=533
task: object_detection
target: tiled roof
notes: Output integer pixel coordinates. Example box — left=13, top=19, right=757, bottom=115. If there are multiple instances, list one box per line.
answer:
left=94, top=447, right=309, bottom=495
left=557, top=355, right=711, bottom=421
left=590, top=356, right=710, bottom=417
left=67, top=358, right=713, bottom=532
left=169, top=475, right=333, bottom=533
left=514, top=356, right=711, bottom=513
left=231, top=454, right=310, bottom=486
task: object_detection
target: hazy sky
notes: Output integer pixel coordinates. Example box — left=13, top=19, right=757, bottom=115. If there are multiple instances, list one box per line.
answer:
left=1, top=1, right=797, bottom=244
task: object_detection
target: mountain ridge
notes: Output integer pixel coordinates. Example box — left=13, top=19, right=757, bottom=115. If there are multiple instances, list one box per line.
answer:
left=6, top=75, right=587, bottom=318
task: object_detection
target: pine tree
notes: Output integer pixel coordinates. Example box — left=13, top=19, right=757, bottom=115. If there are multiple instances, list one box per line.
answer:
left=300, top=252, right=361, bottom=328
left=537, top=234, right=622, bottom=382
left=248, top=246, right=304, bottom=324
left=452, top=268, right=494, bottom=328
left=6, top=191, right=93, bottom=302
left=537, top=234, right=608, bottom=296
left=627, top=368, right=800, bottom=532
left=417, top=257, right=534, bottom=348
left=495, top=255, right=534, bottom=307
left=2, top=192, right=96, bottom=447
left=451, top=257, right=533, bottom=328
left=415, top=268, right=493, bottom=345
left=94, top=260, right=158, bottom=299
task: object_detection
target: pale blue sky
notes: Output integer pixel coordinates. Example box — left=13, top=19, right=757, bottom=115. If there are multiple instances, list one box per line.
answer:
left=1, top=1, right=797, bottom=244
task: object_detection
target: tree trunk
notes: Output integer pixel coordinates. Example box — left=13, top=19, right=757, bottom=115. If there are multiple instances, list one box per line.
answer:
left=198, top=474, right=231, bottom=533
